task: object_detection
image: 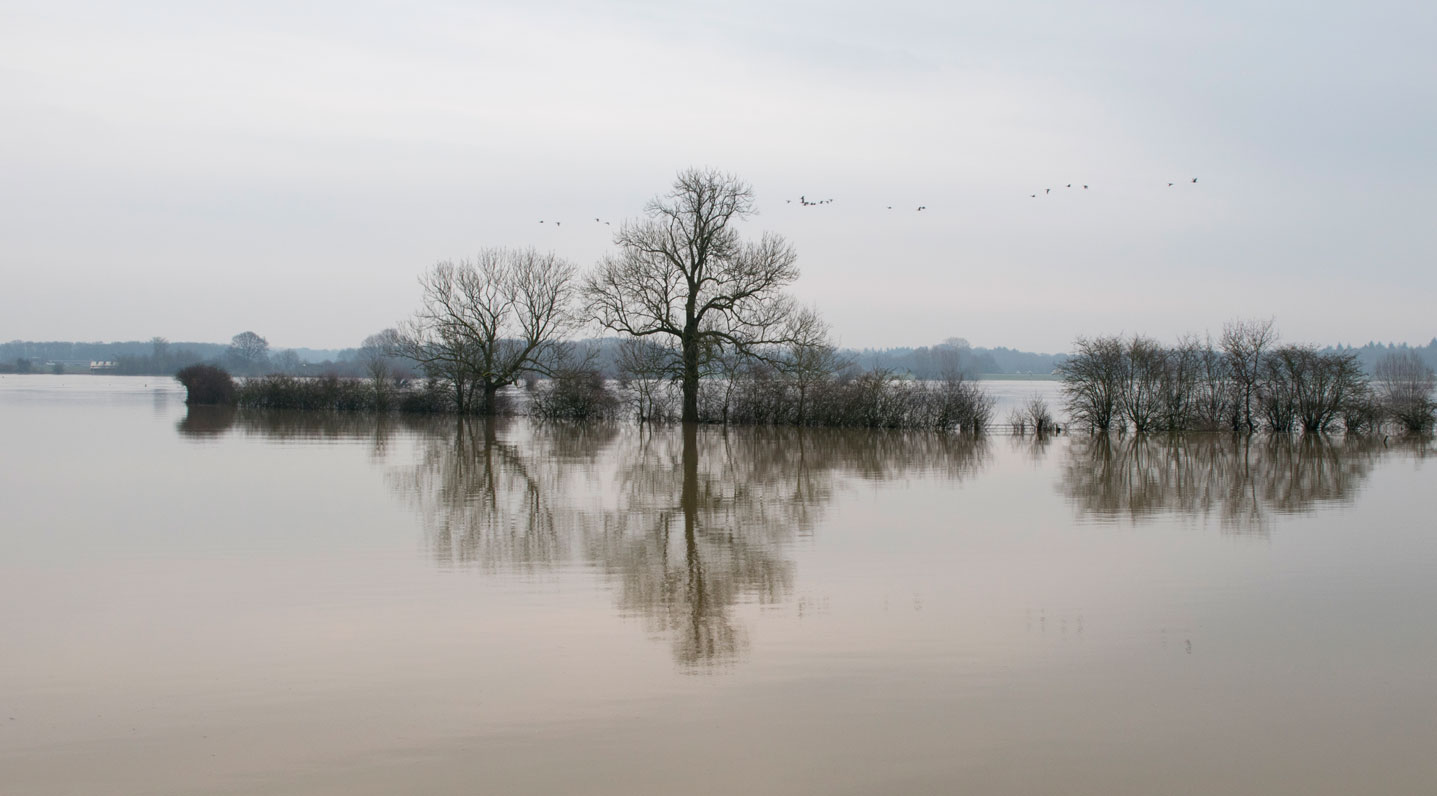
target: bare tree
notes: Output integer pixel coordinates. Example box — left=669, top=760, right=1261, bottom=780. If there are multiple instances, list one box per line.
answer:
left=1023, top=394, right=1056, bottom=435
left=1121, top=335, right=1167, bottom=432
left=1191, top=334, right=1231, bottom=431
left=1058, top=335, right=1126, bottom=432
left=616, top=337, right=678, bottom=422
left=227, top=331, right=270, bottom=373
left=770, top=306, right=846, bottom=426
left=270, top=349, right=303, bottom=375
left=1374, top=350, right=1437, bottom=433
left=360, top=328, right=405, bottom=406
left=397, top=248, right=578, bottom=415
left=1221, top=318, right=1278, bottom=432
left=585, top=168, right=807, bottom=423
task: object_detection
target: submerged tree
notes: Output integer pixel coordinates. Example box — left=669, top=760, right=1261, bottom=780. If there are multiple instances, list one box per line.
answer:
left=585, top=168, right=813, bottom=423
left=397, top=248, right=578, bottom=415
left=1057, top=335, right=1126, bottom=432
left=1374, top=350, right=1437, bottom=433
left=1222, top=317, right=1279, bottom=432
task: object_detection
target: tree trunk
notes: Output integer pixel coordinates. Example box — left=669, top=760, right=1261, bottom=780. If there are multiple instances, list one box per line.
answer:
left=479, top=383, right=500, bottom=416
left=681, top=331, right=700, bottom=423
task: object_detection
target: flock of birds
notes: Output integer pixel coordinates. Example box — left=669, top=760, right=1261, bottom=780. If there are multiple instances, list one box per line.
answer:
left=536, top=178, right=1199, bottom=225
left=1023, top=176, right=1197, bottom=199
left=537, top=217, right=614, bottom=227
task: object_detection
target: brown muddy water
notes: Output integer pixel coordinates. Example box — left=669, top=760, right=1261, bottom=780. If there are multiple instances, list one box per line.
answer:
left=2, top=375, right=1435, bottom=795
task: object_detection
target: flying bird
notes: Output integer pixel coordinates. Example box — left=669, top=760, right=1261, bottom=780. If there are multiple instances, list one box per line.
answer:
left=1192, top=177, right=1198, bottom=183
left=1045, top=188, right=1050, bottom=194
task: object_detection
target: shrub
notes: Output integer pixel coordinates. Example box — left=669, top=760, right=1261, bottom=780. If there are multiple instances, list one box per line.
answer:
left=174, top=364, right=236, bottom=405
left=1374, top=351, right=1437, bottom=434
left=235, top=373, right=376, bottom=411
left=530, top=370, right=619, bottom=420
left=398, top=380, right=453, bottom=414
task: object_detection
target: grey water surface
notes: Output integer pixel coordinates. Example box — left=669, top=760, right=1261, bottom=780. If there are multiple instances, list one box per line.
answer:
left=2, top=375, right=1434, bottom=795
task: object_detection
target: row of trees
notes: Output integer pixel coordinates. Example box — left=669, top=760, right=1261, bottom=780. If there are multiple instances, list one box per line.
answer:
left=1059, top=319, right=1436, bottom=435
left=394, top=168, right=842, bottom=425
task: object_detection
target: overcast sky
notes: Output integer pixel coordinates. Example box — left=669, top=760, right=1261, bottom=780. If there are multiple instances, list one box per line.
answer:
left=3, top=0, right=1434, bottom=352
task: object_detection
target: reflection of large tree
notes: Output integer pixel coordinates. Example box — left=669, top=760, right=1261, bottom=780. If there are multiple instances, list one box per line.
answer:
left=590, top=425, right=795, bottom=668
left=390, top=421, right=989, bottom=669
left=182, top=410, right=990, bottom=668
left=1060, top=434, right=1387, bottom=532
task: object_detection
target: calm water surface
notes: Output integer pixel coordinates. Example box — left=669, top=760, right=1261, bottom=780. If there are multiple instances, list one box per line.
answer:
left=2, top=375, right=1434, bottom=795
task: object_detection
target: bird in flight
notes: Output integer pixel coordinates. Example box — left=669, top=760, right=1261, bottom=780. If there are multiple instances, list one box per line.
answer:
left=1192, top=178, right=1198, bottom=183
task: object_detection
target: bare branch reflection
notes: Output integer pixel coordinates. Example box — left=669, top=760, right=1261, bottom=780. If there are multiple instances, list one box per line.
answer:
left=1060, top=434, right=1389, bottom=533
left=176, top=410, right=993, bottom=668
left=387, top=420, right=988, bottom=670
left=390, top=419, right=618, bottom=570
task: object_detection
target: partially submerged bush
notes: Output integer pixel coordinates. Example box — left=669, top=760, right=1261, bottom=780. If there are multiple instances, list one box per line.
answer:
left=530, top=369, right=619, bottom=420
left=236, top=374, right=373, bottom=411
left=174, top=364, right=236, bottom=405
left=397, top=380, right=453, bottom=414
left=1010, top=395, right=1055, bottom=436
left=1375, top=351, right=1437, bottom=434
left=702, top=368, right=993, bottom=432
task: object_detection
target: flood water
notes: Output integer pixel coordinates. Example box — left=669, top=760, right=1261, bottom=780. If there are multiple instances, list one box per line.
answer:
left=3, top=375, right=1435, bottom=795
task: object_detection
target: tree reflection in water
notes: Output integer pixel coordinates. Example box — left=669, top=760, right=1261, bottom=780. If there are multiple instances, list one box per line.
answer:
left=176, top=406, right=1431, bottom=663
left=1059, top=434, right=1392, bottom=533
left=389, top=419, right=989, bottom=669
left=176, top=408, right=992, bottom=667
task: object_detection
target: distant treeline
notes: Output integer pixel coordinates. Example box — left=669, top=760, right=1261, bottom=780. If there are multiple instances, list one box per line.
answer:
left=0, top=338, right=369, bottom=377
left=8, top=336, right=1435, bottom=379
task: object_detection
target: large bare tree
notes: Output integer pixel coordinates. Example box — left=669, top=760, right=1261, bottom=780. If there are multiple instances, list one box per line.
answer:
left=397, top=248, right=578, bottom=415
left=585, top=168, right=808, bottom=423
